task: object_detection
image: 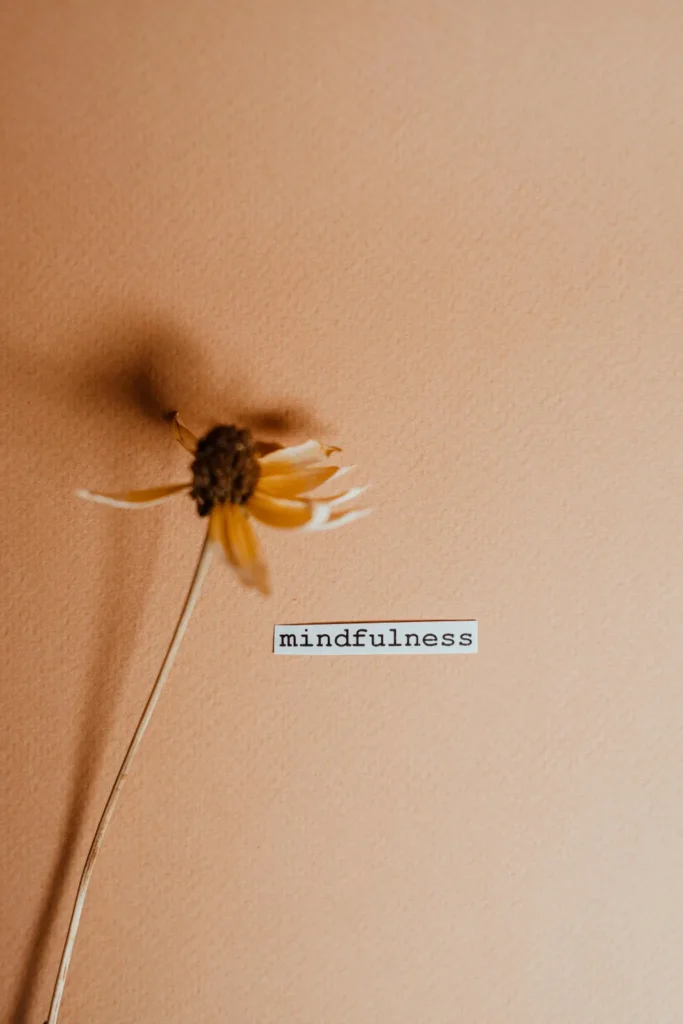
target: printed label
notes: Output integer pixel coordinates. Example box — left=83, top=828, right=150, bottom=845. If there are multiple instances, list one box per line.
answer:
left=273, top=621, right=478, bottom=655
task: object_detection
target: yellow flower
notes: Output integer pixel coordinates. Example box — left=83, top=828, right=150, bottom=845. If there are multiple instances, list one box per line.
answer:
left=78, top=414, right=370, bottom=596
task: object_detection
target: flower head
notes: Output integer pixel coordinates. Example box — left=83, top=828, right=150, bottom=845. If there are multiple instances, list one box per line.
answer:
left=78, top=414, right=370, bottom=595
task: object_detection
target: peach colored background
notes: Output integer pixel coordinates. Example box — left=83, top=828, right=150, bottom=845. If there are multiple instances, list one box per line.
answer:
left=2, top=1, right=683, bottom=1022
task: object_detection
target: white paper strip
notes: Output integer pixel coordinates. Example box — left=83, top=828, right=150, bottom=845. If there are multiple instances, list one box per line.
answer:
left=273, top=620, right=477, bottom=655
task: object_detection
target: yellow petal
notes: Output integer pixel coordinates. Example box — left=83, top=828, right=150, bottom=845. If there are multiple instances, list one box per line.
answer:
left=216, top=504, right=270, bottom=595
left=258, top=439, right=341, bottom=477
left=172, top=413, right=198, bottom=453
left=248, top=490, right=331, bottom=530
left=76, top=483, right=190, bottom=508
left=255, top=464, right=347, bottom=498
left=209, top=505, right=227, bottom=547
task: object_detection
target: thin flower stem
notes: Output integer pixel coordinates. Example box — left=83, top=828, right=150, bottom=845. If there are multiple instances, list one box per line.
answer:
left=46, top=531, right=214, bottom=1024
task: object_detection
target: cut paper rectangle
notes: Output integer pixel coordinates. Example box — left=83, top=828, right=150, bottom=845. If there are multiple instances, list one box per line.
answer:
left=273, top=621, right=478, bottom=655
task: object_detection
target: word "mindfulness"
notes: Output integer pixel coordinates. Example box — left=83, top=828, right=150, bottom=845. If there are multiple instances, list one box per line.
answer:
left=273, top=621, right=478, bottom=656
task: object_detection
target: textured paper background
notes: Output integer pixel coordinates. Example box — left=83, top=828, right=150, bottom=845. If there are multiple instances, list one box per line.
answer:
left=2, top=1, right=683, bottom=1022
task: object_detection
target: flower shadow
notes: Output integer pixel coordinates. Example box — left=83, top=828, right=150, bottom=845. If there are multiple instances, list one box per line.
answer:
left=5, top=310, right=327, bottom=1023
left=10, top=514, right=158, bottom=1024
left=67, top=311, right=322, bottom=441
left=4, top=321, right=180, bottom=1024
left=3, top=311, right=312, bottom=1023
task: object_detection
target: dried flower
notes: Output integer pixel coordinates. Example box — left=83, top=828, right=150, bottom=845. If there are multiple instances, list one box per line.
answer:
left=78, top=414, right=370, bottom=595
left=44, top=411, right=369, bottom=1024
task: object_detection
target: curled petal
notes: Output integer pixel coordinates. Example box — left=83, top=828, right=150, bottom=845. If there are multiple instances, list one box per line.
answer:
left=258, top=439, right=341, bottom=477
left=255, top=464, right=352, bottom=499
left=309, top=508, right=373, bottom=531
left=76, top=483, right=190, bottom=509
left=248, top=491, right=331, bottom=530
left=211, top=504, right=270, bottom=595
left=172, top=413, right=198, bottom=453
left=317, top=485, right=369, bottom=511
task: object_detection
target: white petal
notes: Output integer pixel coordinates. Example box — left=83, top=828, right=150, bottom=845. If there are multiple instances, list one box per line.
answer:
left=324, top=485, right=370, bottom=510
left=310, top=508, right=373, bottom=531
left=304, top=502, right=333, bottom=530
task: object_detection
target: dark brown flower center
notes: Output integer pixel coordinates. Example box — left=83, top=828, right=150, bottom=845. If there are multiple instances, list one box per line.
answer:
left=190, top=425, right=260, bottom=516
